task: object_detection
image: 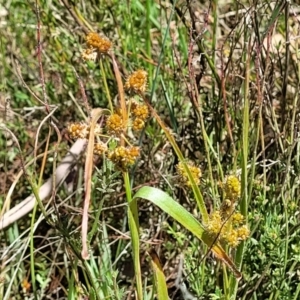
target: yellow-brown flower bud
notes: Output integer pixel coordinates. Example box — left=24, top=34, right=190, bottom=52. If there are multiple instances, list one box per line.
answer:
left=106, top=113, right=126, bottom=135
left=68, top=122, right=89, bottom=139
left=108, top=146, right=140, bottom=170
left=224, top=175, right=241, bottom=201
left=132, top=118, right=145, bottom=131
left=94, top=142, right=108, bottom=155
left=86, top=32, right=112, bottom=54
left=176, top=161, right=201, bottom=187
left=125, top=70, right=148, bottom=93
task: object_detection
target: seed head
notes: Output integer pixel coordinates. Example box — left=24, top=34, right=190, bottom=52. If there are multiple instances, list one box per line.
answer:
left=106, top=113, right=126, bottom=135
left=125, top=70, right=148, bottom=93
left=81, top=47, right=98, bottom=62
left=131, top=102, right=149, bottom=120
left=94, top=142, right=108, bottom=155
left=68, top=122, right=101, bottom=140
left=68, top=122, right=89, bottom=139
left=86, top=32, right=112, bottom=54
left=108, top=146, right=140, bottom=170
left=224, top=175, right=241, bottom=201
left=176, top=161, right=201, bottom=187
left=132, top=118, right=145, bottom=131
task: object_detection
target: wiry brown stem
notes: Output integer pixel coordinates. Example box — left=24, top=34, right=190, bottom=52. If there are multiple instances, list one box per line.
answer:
left=81, top=108, right=103, bottom=259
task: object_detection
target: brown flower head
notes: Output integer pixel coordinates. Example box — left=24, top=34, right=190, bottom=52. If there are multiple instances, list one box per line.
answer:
left=125, top=70, right=147, bottom=93
left=176, top=161, right=201, bottom=187
left=220, top=198, right=235, bottom=220
left=86, top=32, right=112, bottom=54
left=131, top=103, right=149, bottom=120
left=68, top=122, right=89, bottom=139
left=106, top=113, right=126, bottom=135
left=108, top=146, right=140, bottom=170
left=94, top=142, right=108, bottom=156
left=132, top=118, right=145, bottom=131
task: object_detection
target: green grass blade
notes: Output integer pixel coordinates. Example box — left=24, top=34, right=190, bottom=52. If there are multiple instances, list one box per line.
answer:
left=133, top=186, right=241, bottom=278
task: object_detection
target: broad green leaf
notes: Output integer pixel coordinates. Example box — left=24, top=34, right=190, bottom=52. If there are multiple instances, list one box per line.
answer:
left=133, top=186, right=241, bottom=278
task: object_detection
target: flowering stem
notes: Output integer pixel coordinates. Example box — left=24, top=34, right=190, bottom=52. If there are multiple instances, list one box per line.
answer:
left=142, top=96, right=209, bottom=224
left=110, top=52, right=127, bottom=125
left=229, top=25, right=251, bottom=295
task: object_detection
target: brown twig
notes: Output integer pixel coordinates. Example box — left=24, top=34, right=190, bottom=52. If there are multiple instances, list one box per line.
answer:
left=81, top=108, right=103, bottom=259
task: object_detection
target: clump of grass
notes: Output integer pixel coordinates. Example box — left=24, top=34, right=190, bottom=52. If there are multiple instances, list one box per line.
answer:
left=1, top=0, right=300, bottom=299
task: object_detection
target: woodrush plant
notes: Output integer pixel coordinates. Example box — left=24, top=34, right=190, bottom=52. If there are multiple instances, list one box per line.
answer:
left=69, top=30, right=250, bottom=299
left=2, top=0, right=300, bottom=299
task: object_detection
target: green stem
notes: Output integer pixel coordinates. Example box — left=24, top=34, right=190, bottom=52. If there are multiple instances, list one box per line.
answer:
left=146, top=0, right=153, bottom=86
left=99, top=60, right=113, bottom=113
left=124, top=172, right=143, bottom=300
left=229, top=19, right=251, bottom=296
left=144, top=98, right=209, bottom=223
left=89, top=197, right=104, bottom=239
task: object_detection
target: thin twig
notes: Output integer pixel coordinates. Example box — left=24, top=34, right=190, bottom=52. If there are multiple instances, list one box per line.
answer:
left=81, top=108, right=103, bottom=259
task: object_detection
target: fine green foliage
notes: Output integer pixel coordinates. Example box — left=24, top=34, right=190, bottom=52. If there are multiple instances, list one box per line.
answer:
left=1, top=0, right=300, bottom=299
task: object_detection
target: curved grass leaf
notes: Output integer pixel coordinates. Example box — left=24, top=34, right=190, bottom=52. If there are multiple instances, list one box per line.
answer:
left=133, top=186, right=242, bottom=279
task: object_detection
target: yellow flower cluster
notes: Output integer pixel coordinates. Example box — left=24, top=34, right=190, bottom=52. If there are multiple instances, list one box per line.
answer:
left=125, top=70, right=148, bottom=93
left=206, top=210, right=249, bottom=248
left=94, top=142, right=108, bottom=155
left=219, top=175, right=241, bottom=219
left=131, top=102, right=149, bottom=120
left=132, top=118, right=145, bottom=131
left=130, top=101, right=149, bottom=131
left=231, top=211, right=244, bottom=225
left=222, top=230, right=239, bottom=248
left=206, top=211, right=222, bottom=235
left=106, top=113, right=126, bottom=135
left=108, top=146, right=140, bottom=170
left=224, top=175, right=241, bottom=201
left=86, top=32, right=112, bottom=54
left=222, top=223, right=250, bottom=248
left=81, top=32, right=112, bottom=61
left=205, top=175, right=248, bottom=248
left=176, top=161, right=201, bottom=187
left=68, top=122, right=101, bottom=140
left=75, top=33, right=149, bottom=171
